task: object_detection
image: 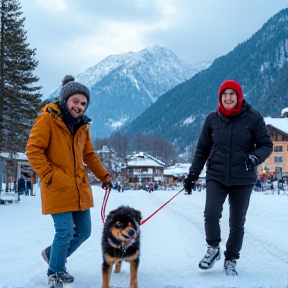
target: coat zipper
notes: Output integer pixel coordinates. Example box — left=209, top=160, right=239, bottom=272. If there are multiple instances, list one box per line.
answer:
left=56, top=117, right=82, bottom=208
left=73, top=127, right=86, bottom=210
left=227, top=123, right=233, bottom=186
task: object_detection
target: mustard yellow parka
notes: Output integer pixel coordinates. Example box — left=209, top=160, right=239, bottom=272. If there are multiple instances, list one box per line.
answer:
left=26, top=102, right=111, bottom=215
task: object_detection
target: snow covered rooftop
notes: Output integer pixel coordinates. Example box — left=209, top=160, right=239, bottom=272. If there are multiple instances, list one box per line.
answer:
left=0, top=152, right=28, bottom=160
left=264, top=116, right=288, bottom=135
left=126, top=152, right=165, bottom=167
left=281, top=107, right=288, bottom=116
left=164, top=163, right=190, bottom=176
left=164, top=163, right=206, bottom=177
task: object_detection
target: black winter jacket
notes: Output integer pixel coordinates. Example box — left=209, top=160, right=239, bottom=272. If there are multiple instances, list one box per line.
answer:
left=189, top=101, right=273, bottom=186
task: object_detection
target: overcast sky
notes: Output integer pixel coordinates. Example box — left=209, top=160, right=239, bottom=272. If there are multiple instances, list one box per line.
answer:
left=21, top=0, right=288, bottom=98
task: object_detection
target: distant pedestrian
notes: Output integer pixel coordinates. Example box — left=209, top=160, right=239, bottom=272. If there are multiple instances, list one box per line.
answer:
left=154, top=182, right=158, bottom=190
left=255, top=177, right=262, bottom=192
left=183, top=79, right=272, bottom=276
left=18, top=176, right=25, bottom=195
left=24, top=177, right=28, bottom=195
left=26, top=179, right=31, bottom=196
left=149, top=182, right=154, bottom=193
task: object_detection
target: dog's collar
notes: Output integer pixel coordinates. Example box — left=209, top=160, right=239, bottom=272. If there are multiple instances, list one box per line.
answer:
left=108, top=237, right=122, bottom=249
left=107, top=237, right=130, bottom=258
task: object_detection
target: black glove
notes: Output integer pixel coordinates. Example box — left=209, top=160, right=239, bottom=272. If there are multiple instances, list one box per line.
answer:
left=245, top=154, right=259, bottom=171
left=183, top=173, right=198, bottom=194
left=101, top=182, right=113, bottom=190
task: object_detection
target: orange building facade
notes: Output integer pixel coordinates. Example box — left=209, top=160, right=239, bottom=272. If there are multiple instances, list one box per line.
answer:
left=260, top=125, right=288, bottom=174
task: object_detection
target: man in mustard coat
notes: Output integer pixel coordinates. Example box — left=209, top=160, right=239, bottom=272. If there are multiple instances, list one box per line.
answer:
left=26, top=75, right=112, bottom=286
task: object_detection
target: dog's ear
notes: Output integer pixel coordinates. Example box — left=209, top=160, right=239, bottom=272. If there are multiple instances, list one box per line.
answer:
left=135, top=210, right=142, bottom=224
left=105, top=209, right=117, bottom=223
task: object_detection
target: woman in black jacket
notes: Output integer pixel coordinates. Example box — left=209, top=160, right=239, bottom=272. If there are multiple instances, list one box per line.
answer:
left=184, top=79, right=272, bottom=276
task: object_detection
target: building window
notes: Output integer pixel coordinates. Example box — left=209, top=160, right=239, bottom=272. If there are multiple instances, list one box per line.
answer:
left=275, top=167, right=282, bottom=173
left=274, top=156, right=283, bottom=163
left=276, top=133, right=284, bottom=141
left=274, top=146, right=283, bottom=152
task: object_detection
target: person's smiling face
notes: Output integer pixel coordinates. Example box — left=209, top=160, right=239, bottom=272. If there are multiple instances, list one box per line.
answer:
left=221, top=89, right=237, bottom=110
left=66, top=94, right=88, bottom=118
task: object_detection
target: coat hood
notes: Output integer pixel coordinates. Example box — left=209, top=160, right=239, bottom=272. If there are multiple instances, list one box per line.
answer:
left=41, top=101, right=92, bottom=125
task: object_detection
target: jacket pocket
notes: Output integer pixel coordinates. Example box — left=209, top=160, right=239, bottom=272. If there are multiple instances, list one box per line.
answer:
left=48, top=167, right=74, bottom=191
left=43, top=170, right=53, bottom=185
left=207, top=148, right=218, bottom=168
left=237, top=149, right=252, bottom=172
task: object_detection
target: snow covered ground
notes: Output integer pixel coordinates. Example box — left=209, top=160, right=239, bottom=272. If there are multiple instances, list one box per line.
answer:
left=0, top=186, right=287, bottom=288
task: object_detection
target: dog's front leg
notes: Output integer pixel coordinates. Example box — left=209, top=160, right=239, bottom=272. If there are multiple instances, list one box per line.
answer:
left=114, top=259, right=122, bottom=273
left=129, top=258, right=139, bottom=288
left=102, top=259, right=114, bottom=288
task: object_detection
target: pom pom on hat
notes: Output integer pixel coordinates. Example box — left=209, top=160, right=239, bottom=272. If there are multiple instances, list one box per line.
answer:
left=62, top=75, right=75, bottom=86
left=60, top=75, right=90, bottom=107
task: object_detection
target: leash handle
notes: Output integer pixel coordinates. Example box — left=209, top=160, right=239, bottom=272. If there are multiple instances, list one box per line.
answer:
left=101, top=187, right=111, bottom=225
left=140, top=188, right=184, bottom=225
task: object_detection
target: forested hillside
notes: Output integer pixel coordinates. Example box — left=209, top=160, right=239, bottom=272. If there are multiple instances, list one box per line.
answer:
left=123, top=9, right=288, bottom=149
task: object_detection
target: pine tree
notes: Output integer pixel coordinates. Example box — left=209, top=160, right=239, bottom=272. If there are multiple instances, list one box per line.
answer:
left=0, top=0, right=42, bottom=154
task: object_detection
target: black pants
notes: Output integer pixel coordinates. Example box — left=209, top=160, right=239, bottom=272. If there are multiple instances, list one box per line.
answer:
left=204, top=180, right=253, bottom=260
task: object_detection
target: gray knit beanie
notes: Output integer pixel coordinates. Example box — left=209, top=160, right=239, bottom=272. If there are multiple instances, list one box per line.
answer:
left=60, top=75, right=90, bottom=106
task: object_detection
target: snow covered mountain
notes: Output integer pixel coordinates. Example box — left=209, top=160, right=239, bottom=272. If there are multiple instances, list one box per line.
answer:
left=49, top=46, right=210, bottom=139
left=85, top=46, right=211, bottom=139
left=123, top=9, right=288, bottom=149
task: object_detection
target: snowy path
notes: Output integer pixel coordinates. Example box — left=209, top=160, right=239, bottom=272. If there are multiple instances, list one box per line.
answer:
left=0, top=187, right=287, bottom=288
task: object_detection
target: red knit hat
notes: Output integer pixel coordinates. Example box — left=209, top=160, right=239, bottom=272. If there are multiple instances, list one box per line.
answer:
left=218, top=80, right=243, bottom=116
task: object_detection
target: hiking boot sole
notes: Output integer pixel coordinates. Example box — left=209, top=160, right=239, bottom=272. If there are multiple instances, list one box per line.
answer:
left=41, top=249, right=49, bottom=264
left=199, top=253, right=220, bottom=269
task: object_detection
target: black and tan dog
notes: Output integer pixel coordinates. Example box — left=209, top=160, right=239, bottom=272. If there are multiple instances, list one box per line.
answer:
left=102, top=205, right=142, bottom=288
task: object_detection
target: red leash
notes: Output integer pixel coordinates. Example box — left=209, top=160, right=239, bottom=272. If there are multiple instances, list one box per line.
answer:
left=140, top=188, right=184, bottom=225
left=101, top=187, right=185, bottom=226
left=101, top=187, right=111, bottom=226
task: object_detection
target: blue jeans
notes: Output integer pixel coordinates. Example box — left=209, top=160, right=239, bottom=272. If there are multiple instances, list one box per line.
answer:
left=48, top=209, right=91, bottom=275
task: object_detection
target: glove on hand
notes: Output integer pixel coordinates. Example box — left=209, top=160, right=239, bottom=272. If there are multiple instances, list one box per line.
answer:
left=245, top=154, right=259, bottom=171
left=183, top=173, right=198, bottom=194
left=101, top=182, right=113, bottom=190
